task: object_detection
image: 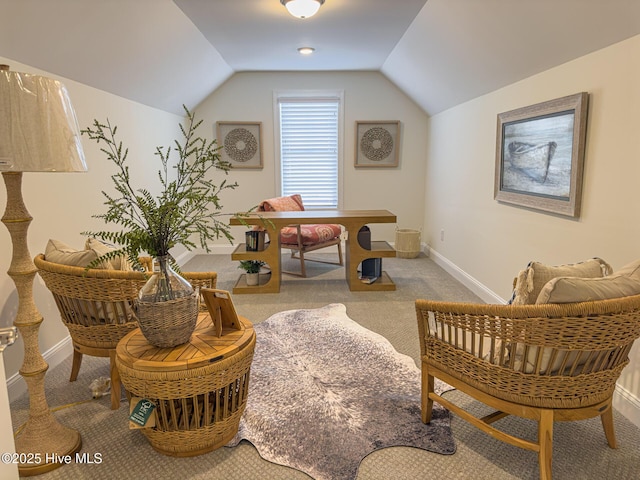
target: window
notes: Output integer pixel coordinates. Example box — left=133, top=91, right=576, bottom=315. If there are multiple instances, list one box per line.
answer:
left=277, top=94, right=341, bottom=209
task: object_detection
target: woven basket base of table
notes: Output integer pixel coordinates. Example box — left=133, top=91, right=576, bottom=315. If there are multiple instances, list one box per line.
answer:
left=118, top=333, right=256, bottom=456
left=135, top=292, right=198, bottom=348
left=144, top=407, right=244, bottom=457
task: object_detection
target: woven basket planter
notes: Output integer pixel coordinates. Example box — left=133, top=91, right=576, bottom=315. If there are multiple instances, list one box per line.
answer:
left=395, top=228, right=421, bottom=258
left=135, top=291, right=199, bottom=348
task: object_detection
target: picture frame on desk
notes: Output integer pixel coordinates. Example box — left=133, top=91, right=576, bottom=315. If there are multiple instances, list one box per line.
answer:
left=201, top=288, right=242, bottom=337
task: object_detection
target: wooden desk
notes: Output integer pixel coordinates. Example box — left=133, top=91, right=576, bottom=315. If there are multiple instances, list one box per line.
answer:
left=230, top=209, right=397, bottom=293
left=115, top=313, right=255, bottom=456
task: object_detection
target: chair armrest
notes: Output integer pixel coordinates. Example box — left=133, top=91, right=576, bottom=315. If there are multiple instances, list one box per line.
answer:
left=182, top=272, right=218, bottom=311
left=182, top=271, right=218, bottom=290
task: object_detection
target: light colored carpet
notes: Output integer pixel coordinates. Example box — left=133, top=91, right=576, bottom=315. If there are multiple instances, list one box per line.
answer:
left=10, top=253, right=640, bottom=479
left=228, top=304, right=454, bottom=480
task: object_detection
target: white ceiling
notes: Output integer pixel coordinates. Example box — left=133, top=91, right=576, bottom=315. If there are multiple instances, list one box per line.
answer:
left=174, top=0, right=428, bottom=71
left=1, top=0, right=640, bottom=116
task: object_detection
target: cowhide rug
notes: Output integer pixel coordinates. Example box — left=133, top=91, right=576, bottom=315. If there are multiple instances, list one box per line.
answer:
left=227, top=303, right=455, bottom=480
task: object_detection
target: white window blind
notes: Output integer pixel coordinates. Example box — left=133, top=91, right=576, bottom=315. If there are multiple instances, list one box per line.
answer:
left=279, top=98, right=339, bottom=209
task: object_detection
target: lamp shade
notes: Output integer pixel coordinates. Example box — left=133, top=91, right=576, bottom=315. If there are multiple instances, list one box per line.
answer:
left=0, top=68, right=87, bottom=172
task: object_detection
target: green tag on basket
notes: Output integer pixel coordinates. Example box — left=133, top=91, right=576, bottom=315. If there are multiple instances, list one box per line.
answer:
left=129, top=398, right=156, bottom=427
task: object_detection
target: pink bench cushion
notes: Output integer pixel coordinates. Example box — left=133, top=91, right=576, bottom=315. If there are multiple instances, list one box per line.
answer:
left=258, top=195, right=341, bottom=246
left=259, top=194, right=305, bottom=212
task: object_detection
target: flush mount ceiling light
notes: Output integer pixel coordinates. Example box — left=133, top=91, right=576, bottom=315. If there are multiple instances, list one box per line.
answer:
left=281, top=0, right=325, bottom=19
left=298, top=47, right=315, bottom=55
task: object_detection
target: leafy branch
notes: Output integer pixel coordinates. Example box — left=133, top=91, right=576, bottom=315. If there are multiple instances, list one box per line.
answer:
left=81, top=106, right=238, bottom=268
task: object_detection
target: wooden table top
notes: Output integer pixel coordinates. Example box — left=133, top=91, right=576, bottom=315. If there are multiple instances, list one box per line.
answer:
left=230, top=209, right=396, bottom=226
left=116, top=313, right=254, bottom=373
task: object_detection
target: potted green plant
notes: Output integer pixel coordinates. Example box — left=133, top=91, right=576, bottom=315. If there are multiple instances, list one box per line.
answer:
left=238, top=260, right=265, bottom=286
left=81, top=106, right=237, bottom=347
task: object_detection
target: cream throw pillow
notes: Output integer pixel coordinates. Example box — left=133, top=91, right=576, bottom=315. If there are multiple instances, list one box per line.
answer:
left=44, top=239, right=112, bottom=269
left=511, top=347, right=587, bottom=375
left=510, top=258, right=612, bottom=305
left=85, top=238, right=132, bottom=271
left=536, top=259, right=640, bottom=304
left=44, top=239, right=135, bottom=324
left=511, top=259, right=640, bottom=374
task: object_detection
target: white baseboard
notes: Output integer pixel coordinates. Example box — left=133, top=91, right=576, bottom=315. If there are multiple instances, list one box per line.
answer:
left=7, top=335, right=73, bottom=404
left=428, top=248, right=505, bottom=304
left=428, top=248, right=640, bottom=429
left=177, top=245, right=238, bottom=262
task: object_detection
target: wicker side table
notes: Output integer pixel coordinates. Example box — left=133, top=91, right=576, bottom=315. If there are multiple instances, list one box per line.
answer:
left=115, top=312, right=255, bottom=457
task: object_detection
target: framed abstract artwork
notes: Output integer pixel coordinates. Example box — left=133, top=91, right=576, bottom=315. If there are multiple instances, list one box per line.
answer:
left=216, top=121, right=263, bottom=169
left=355, top=121, right=400, bottom=167
left=494, top=92, right=589, bottom=217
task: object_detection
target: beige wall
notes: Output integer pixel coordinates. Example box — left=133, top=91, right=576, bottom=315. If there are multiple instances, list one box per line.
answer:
left=195, top=71, right=429, bottom=244
left=424, top=35, right=640, bottom=421
left=0, top=56, right=182, bottom=382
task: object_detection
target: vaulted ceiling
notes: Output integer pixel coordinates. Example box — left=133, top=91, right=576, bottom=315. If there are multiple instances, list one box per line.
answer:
left=2, top=0, right=640, bottom=116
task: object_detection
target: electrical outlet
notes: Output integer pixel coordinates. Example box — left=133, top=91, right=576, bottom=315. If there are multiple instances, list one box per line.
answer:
left=440, top=229, right=445, bottom=241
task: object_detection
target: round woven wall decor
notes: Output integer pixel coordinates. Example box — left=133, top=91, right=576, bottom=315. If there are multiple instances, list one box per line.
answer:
left=224, top=128, right=258, bottom=163
left=360, top=127, right=394, bottom=162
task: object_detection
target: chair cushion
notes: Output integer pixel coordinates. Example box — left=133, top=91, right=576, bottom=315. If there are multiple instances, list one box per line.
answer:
left=45, top=239, right=112, bottom=269
left=85, top=238, right=132, bottom=271
left=281, top=224, right=342, bottom=246
left=428, top=311, right=501, bottom=363
left=259, top=194, right=304, bottom=212
left=536, top=259, right=640, bottom=304
left=509, top=260, right=640, bottom=375
left=258, top=195, right=340, bottom=246
left=509, top=257, right=612, bottom=305
left=512, top=346, right=588, bottom=375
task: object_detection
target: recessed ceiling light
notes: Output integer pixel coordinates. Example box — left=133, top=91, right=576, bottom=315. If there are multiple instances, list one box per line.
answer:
left=298, top=47, right=315, bottom=55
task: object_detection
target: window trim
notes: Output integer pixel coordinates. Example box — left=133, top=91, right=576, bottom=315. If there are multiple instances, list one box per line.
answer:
left=273, top=90, right=344, bottom=209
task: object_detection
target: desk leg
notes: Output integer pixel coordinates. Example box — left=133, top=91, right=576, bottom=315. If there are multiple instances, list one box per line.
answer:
left=344, top=223, right=396, bottom=292
left=267, top=227, right=282, bottom=293
left=232, top=226, right=282, bottom=294
left=344, top=222, right=366, bottom=290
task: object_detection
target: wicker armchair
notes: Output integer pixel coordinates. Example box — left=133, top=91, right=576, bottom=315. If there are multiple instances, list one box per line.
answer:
left=34, top=254, right=217, bottom=410
left=416, top=296, right=640, bottom=480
